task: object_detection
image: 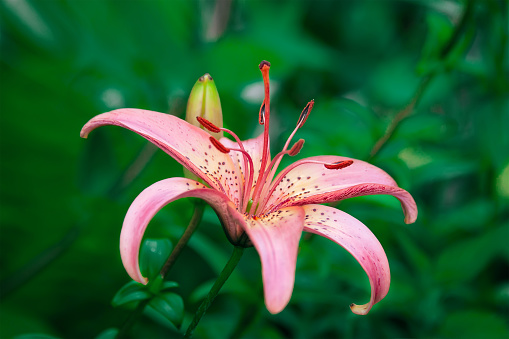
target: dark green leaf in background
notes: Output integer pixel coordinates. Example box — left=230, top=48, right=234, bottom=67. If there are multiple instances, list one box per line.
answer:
left=140, top=238, right=173, bottom=281
left=1, top=0, right=507, bottom=338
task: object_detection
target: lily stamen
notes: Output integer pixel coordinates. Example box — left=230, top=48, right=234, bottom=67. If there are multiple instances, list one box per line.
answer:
left=251, top=61, right=272, bottom=206
left=281, top=100, right=314, bottom=154
left=209, top=137, right=230, bottom=154
left=252, top=101, right=314, bottom=213
left=288, top=139, right=305, bottom=156
left=265, top=100, right=315, bottom=192
left=297, top=100, right=314, bottom=129
left=249, top=139, right=305, bottom=215
left=324, top=160, right=354, bottom=170
left=225, top=147, right=255, bottom=212
left=260, top=159, right=355, bottom=212
left=196, top=116, right=221, bottom=133
left=259, top=102, right=265, bottom=125
left=198, top=117, right=253, bottom=201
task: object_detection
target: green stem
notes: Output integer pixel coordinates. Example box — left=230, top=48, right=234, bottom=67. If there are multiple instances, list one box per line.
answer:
left=369, top=0, right=474, bottom=160
left=439, top=0, right=474, bottom=59
left=160, top=201, right=205, bottom=279
left=184, top=246, right=245, bottom=338
left=368, top=76, right=432, bottom=160
left=115, top=201, right=205, bottom=339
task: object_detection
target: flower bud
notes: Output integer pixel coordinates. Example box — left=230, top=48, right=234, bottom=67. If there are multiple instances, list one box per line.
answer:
left=185, top=73, right=223, bottom=139
left=184, top=74, right=223, bottom=182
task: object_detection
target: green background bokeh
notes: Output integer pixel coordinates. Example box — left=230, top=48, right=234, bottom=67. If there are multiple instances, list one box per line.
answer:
left=1, top=0, right=508, bottom=338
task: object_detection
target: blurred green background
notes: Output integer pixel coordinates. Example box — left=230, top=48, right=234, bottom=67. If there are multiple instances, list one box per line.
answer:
left=1, top=0, right=508, bottom=338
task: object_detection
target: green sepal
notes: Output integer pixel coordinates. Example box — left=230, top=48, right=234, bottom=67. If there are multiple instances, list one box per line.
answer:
left=140, top=238, right=173, bottom=281
left=161, top=281, right=179, bottom=292
left=111, top=281, right=151, bottom=308
left=148, top=292, right=185, bottom=329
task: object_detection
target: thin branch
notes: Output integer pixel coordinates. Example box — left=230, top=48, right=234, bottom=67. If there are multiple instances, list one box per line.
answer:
left=369, top=0, right=474, bottom=160
left=369, top=76, right=431, bottom=160
left=184, top=246, right=245, bottom=338
left=160, top=201, right=205, bottom=279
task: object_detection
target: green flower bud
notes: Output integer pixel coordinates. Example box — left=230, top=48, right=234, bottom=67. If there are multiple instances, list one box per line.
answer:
left=185, top=73, right=223, bottom=139
left=184, top=74, right=223, bottom=182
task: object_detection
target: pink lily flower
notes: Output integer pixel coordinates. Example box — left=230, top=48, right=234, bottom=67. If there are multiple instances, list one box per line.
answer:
left=80, top=61, right=417, bottom=315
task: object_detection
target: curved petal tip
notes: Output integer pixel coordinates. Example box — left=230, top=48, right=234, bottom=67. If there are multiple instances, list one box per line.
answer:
left=350, top=303, right=371, bottom=315
left=80, top=127, right=90, bottom=138
left=266, top=300, right=287, bottom=314
left=402, top=194, right=418, bottom=224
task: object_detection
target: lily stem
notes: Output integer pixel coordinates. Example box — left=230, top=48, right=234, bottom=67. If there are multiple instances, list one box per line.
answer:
left=160, top=200, right=205, bottom=278
left=115, top=201, right=205, bottom=339
left=184, top=246, right=245, bottom=338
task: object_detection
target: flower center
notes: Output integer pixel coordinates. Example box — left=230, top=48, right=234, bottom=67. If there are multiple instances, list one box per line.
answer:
left=198, top=61, right=354, bottom=216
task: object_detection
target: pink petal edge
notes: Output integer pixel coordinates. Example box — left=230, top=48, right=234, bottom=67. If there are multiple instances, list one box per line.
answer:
left=239, top=206, right=305, bottom=314
left=302, top=204, right=390, bottom=315
left=120, top=177, right=244, bottom=284
left=265, top=155, right=417, bottom=223
left=80, top=109, right=242, bottom=204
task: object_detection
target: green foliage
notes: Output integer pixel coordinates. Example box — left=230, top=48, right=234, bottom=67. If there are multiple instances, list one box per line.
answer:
left=112, top=281, right=151, bottom=308
left=148, top=292, right=185, bottom=330
left=1, top=0, right=508, bottom=338
left=111, top=239, right=184, bottom=329
left=140, top=238, right=173, bottom=281
left=95, top=328, right=118, bottom=339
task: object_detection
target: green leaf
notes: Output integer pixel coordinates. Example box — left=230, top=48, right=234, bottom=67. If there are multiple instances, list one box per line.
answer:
left=140, top=238, right=173, bottom=280
left=432, top=199, right=496, bottom=234
left=416, top=11, right=453, bottom=76
left=111, top=281, right=151, bottom=308
left=148, top=292, right=184, bottom=329
left=367, top=56, right=420, bottom=107
left=161, top=281, right=179, bottom=291
left=440, top=310, right=509, bottom=339
left=396, top=114, right=447, bottom=143
left=435, top=224, right=509, bottom=284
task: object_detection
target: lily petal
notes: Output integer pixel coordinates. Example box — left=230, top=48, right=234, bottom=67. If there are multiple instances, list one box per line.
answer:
left=120, top=177, right=244, bottom=284
left=80, top=109, right=241, bottom=204
left=238, top=206, right=305, bottom=314
left=265, top=156, right=417, bottom=223
left=302, top=204, right=390, bottom=315
left=221, top=133, right=268, bottom=196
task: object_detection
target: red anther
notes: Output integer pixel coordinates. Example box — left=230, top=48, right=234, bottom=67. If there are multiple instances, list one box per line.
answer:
left=209, top=137, right=230, bottom=153
left=259, top=60, right=271, bottom=70
left=297, top=99, right=314, bottom=128
left=288, top=139, right=305, bottom=156
left=324, top=160, right=354, bottom=170
left=259, top=102, right=265, bottom=125
left=197, top=116, right=221, bottom=133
